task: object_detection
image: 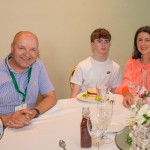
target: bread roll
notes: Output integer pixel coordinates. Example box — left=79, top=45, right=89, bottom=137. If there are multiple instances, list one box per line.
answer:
left=87, top=88, right=97, bottom=95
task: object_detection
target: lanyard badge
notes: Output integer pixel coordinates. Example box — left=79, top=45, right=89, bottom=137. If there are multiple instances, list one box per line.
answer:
left=15, top=103, right=27, bottom=112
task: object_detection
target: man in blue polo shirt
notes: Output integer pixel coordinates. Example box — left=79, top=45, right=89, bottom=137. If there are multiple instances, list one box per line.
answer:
left=0, top=31, right=57, bottom=128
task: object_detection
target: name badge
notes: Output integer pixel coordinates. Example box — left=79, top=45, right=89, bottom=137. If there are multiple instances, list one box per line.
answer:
left=15, top=103, right=27, bottom=112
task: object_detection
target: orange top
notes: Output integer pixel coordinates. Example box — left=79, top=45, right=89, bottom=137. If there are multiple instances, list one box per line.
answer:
left=115, top=58, right=150, bottom=94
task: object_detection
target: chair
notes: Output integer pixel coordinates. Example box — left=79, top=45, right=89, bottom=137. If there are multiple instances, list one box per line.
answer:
left=69, top=66, right=76, bottom=88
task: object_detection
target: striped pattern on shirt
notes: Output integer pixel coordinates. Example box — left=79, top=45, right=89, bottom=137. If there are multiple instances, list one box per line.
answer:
left=0, top=57, right=54, bottom=115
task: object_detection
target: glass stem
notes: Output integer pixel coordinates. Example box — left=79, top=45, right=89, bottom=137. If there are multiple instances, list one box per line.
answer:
left=96, top=137, right=100, bottom=150
left=103, top=129, right=108, bottom=141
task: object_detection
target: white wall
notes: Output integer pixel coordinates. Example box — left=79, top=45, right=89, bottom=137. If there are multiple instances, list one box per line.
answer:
left=0, top=0, right=150, bottom=98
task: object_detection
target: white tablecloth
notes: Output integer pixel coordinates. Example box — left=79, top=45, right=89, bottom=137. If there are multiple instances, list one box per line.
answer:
left=0, top=94, right=132, bottom=150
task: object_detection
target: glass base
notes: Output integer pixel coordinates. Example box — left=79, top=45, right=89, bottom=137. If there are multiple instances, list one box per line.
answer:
left=102, top=135, right=113, bottom=144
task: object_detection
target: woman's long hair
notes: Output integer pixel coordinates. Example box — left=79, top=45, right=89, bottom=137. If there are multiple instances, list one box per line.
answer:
left=132, top=26, right=150, bottom=59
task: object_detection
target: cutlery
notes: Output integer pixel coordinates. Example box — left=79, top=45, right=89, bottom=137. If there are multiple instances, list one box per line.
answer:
left=59, top=140, right=66, bottom=150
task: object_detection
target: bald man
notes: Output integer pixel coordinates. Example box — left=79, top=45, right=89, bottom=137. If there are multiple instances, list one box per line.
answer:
left=0, top=31, right=57, bottom=128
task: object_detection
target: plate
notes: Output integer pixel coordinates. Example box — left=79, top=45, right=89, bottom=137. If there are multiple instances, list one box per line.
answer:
left=115, top=126, right=132, bottom=150
left=77, top=92, right=111, bottom=103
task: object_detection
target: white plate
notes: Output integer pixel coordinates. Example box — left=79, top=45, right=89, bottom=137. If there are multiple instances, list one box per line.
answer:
left=77, top=92, right=111, bottom=103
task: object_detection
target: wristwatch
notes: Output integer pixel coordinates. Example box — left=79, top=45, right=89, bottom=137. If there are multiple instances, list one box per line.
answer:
left=32, top=108, right=40, bottom=118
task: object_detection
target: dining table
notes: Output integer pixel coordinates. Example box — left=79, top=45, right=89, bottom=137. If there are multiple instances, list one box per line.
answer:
left=0, top=94, right=133, bottom=150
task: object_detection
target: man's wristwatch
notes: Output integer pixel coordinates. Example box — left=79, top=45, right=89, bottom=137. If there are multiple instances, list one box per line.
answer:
left=32, top=108, right=40, bottom=118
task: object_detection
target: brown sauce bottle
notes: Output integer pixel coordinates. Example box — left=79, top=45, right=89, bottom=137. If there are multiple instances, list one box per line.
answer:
left=80, top=106, right=92, bottom=148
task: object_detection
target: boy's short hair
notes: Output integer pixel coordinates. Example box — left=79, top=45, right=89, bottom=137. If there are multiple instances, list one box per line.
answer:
left=90, top=28, right=111, bottom=42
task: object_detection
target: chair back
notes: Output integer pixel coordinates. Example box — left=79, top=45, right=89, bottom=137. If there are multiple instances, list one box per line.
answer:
left=69, top=67, right=76, bottom=87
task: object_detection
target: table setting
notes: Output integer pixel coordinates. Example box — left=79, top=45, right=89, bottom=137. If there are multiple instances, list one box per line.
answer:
left=0, top=92, right=134, bottom=150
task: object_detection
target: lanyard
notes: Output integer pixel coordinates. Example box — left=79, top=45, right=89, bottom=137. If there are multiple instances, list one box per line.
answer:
left=5, top=58, right=32, bottom=103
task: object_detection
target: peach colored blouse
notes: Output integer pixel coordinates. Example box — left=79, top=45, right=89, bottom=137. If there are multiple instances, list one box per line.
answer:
left=115, top=57, right=150, bottom=94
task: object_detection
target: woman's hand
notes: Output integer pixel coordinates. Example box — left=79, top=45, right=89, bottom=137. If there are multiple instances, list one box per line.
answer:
left=123, top=91, right=135, bottom=108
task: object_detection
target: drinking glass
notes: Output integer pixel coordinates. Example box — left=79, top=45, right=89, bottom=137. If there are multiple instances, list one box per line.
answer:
left=98, top=99, right=114, bottom=144
left=128, top=82, right=139, bottom=97
left=132, top=125, right=150, bottom=149
left=141, top=127, right=150, bottom=149
left=87, top=114, right=103, bottom=150
left=96, top=85, right=109, bottom=100
left=138, top=69, right=148, bottom=97
left=96, top=84, right=110, bottom=115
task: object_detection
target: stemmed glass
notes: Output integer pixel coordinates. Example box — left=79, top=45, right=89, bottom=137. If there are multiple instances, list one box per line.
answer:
left=98, top=99, right=114, bottom=144
left=96, top=84, right=110, bottom=114
left=87, top=114, right=104, bottom=150
left=96, top=85, right=109, bottom=100
left=138, top=69, right=148, bottom=96
left=128, top=82, right=139, bottom=99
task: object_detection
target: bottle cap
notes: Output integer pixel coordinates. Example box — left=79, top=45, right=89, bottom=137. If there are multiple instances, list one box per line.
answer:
left=82, top=104, right=90, bottom=116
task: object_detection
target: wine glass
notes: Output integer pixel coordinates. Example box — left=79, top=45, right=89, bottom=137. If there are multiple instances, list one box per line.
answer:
left=96, top=85, right=109, bottom=100
left=138, top=69, right=148, bottom=97
left=98, top=99, right=114, bottom=144
left=96, top=84, right=110, bottom=115
left=87, top=114, right=104, bottom=150
left=128, top=82, right=139, bottom=97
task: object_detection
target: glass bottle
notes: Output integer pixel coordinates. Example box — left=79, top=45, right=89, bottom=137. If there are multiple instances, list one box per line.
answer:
left=80, top=105, right=92, bottom=148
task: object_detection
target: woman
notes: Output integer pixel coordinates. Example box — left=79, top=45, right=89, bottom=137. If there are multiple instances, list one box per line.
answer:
left=115, top=26, right=150, bottom=108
